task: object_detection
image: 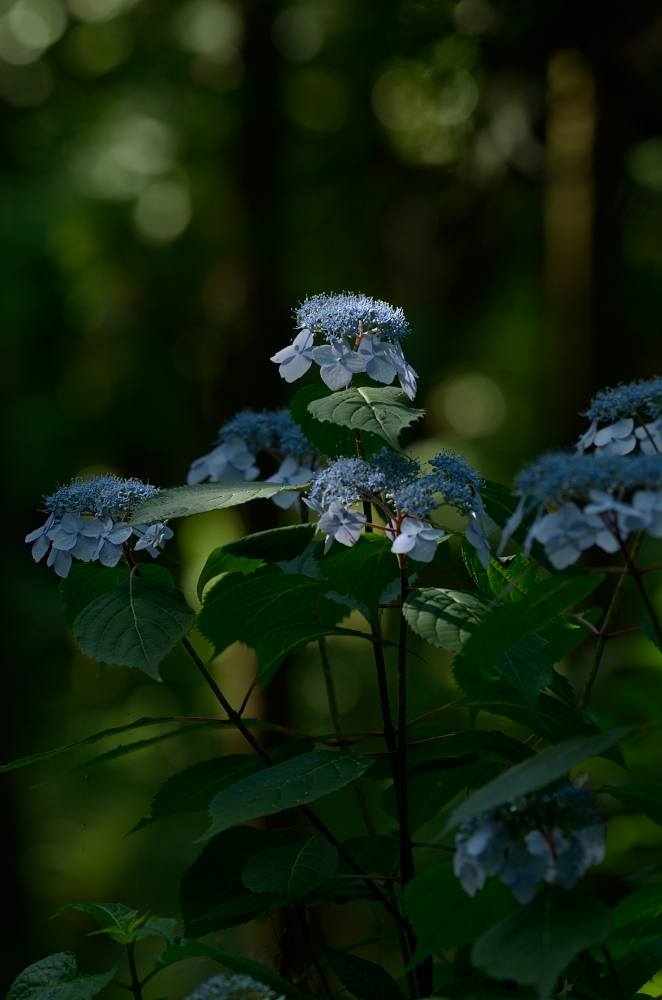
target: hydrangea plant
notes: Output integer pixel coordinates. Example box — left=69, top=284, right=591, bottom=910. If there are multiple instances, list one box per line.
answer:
left=10, top=294, right=662, bottom=1000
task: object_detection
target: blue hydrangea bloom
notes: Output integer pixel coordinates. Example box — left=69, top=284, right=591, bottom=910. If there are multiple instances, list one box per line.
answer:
left=295, top=292, right=411, bottom=342
left=217, top=408, right=315, bottom=460
left=453, top=779, right=605, bottom=904
left=584, top=376, right=662, bottom=422
left=44, top=475, right=161, bottom=519
left=183, top=974, right=279, bottom=1000
left=515, top=452, right=662, bottom=507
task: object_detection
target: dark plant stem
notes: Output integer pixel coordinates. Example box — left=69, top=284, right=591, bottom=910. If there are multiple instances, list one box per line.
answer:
left=178, top=637, right=402, bottom=924
left=601, top=946, right=627, bottom=1000
left=579, top=532, right=643, bottom=709
left=126, top=944, right=143, bottom=1000
left=295, top=904, right=335, bottom=1000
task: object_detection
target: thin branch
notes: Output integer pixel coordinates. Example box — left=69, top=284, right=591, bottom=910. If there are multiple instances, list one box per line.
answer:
left=601, top=946, right=627, bottom=1000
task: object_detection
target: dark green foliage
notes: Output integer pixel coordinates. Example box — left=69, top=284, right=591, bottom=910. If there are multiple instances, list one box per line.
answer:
left=403, top=588, right=492, bottom=652
left=495, top=633, right=553, bottom=711
left=383, top=761, right=496, bottom=831
left=129, top=754, right=265, bottom=832
left=289, top=383, right=384, bottom=458
left=72, top=578, right=194, bottom=679
left=241, top=838, right=338, bottom=902
left=7, top=953, right=116, bottom=1000
left=307, top=385, right=425, bottom=451
left=322, top=946, right=404, bottom=1000
left=53, top=903, right=175, bottom=945
left=479, top=480, right=552, bottom=570
left=472, top=889, right=610, bottom=998
left=255, top=623, right=395, bottom=680
left=606, top=883, right=662, bottom=960
left=321, top=533, right=403, bottom=624
left=608, top=783, right=662, bottom=826
left=196, top=524, right=316, bottom=599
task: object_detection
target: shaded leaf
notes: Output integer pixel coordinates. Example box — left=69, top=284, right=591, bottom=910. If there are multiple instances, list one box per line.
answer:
left=197, top=524, right=316, bottom=600
left=195, top=892, right=279, bottom=927
left=607, top=884, right=662, bottom=960
left=7, top=953, right=116, bottom=1000
left=322, top=946, right=404, bottom=1000
left=462, top=572, right=604, bottom=672
left=72, top=578, right=195, bottom=680
left=321, top=533, right=402, bottom=625
left=53, top=902, right=137, bottom=934
left=64, top=721, right=223, bottom=773
left=242, top=838, right=338, bottom=902
left=444, top=727, right=630, bottom=833
left=403, top=863, right=517, bottom=966
left=641, top=621, right=662, bottom=653
left=129, top=482, right=304, bottom=524
left=366, top=730, right=532, bottom=781
left=153, top=939, right=308, bottom=1000
left=472, top=889, right=610, bottom=999
left=130, top=754, right=265, bottom=832
left=336, top=835, right=400, bottom=877
left=614, top=938, right=662, bottom=997
left=495, top=633, right=553, bottom=712
left=204, top=749, right=374, bottom=839
left=59, top=563, right=129, bottom=629
left=608, top=783, right=662, bottom=826
left=383, top=762, right=495, bottom=832
left=403, top=588, right=493, bottom=653
left=308, top=386, right=425, bottom=451
left=255, top=624, right=395, bottom=678
left=290, top=383, right=384, bottom=459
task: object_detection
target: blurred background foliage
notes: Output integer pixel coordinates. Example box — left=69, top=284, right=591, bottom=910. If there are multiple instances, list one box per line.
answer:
left=4, top=0, right=662, bottom=993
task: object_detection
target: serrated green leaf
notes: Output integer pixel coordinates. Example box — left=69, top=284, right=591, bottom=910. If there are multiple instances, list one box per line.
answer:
left=366, top=729, right=532, bottom=781
left=495, top=633, right=553, bottom=712
left=130, top=754, right=265, bottom=832
left=308, top=386, right=425, bottom=450
left=197, top=524, right=316, bottom=599
left=443, top=727, right=630, bottom=833
left=180, top=826, right=292, bottom=937
left=403, top=863, right=518, bottom=966
left=472, top=889, right=610, bottom=999
left=608, top=783, right=662, bottom=826
left=641, top=621, right=662, bottom=653
left=290, top=383, right=385, bottom=459
left=322, top=945, right=404, bottom=1000
left=607, top=884, right=662, bottom=960
left=197, top=572, right=334, bottom=660
left=153, top=939, right=307, bottom=1000
left=462, top=572, right=604, bottom=672
left=255, top=624, right=395, bottom=678
left=486, top=553, right=539, bottom=602
left=59, top=563, right=129, bottom=629
left=64, top=721, right=222, bottom=773
left=320, top=533, right=403, bottom=625
left=242, top=838, right=338, bottom=902
left=7, top=953, right=116, bottom=1000
left=53, top=902, right=137, bottom=933
left=72, top=578, right=195, bottom=679
left=539, top=609, right=601, bottom=662
left=403, top=588, right=492, bottom=653
left=204, top=749, right=374, bottom=839
left=129, top=481, right=305, bottom=524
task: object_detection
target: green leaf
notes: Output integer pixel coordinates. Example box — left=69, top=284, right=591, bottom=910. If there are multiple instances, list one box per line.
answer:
left=197, top=572, right=332, bottom=659
left=607, top=884, right=662, bottom=960
left=495, top=633, right=553, bottom=712
left=72, top=578, right=195, bottom=680
left=472, top=889, right=610, bottom=999
left=608, top=783, right=662, bottom=826
left=443, top=727, right=630, bottom=833
left=197, top=524, right=316, bottom=599
left=242, top=838, right=338, bottom=902
left=321, top=533, right=407, bottom=625
left=180, top=826, right=292, bottom=936
left=7, top=953, right=116, bottom=1000
left=480, top=479, right=553, bottom=571
left=290, top=383, right=384, bottom=459
left=53, top=902, right=137, bottom=934
left=129, top=481, right=306, bottom=524
left=59, top=563, right=129, bottom=628
left=322, top=946, right=404, bottom=1000
left=403, top=863, right=518, bottom=966
left=204, top=749, right=374, bottom=839
left=641, top=621, right=662, bottom=652
left=64, top=721, right=223, bottom=773
left=153, top=939, right=308, bottom=1000
left=403, top=588, right=493, bottom=653
left=130, top=754, right=266, bottom=832
left=462, top=572, right=605, bottom=672
left=614, top=938, right=662, bottom=996
left=485, top=552, right=539, bottom=601
left=255, top=624, right=395, bottom=678
left=336, top=836, right=400, bottom=876
left=382, top=762, right=495, bottom=832
left=406, top=730, right=533, bottom=777
left=308, top=386, right=425, bottom=451
left=540, top=609, right=601, bottom=663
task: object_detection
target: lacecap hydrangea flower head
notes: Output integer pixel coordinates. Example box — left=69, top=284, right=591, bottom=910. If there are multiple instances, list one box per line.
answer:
left=270, top=292, right=418, bottom=398
left=576, top=375, right=662, bottom=456
left=25, top=474, right=172, bottom=578
left=183, top=974, right=282, bottom=1000
left=454, top=777, right=605, bottom=904
left=187, top=407, right=317, bottom=512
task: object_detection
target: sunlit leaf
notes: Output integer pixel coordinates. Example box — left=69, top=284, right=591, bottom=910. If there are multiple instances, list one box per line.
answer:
left=129, top=482, right=305, bottom=524
left=290, top=383, right=384, bottom=459
left=308, top=386, right=425, bottom=451
left=197, top=524, right=316, bottom=599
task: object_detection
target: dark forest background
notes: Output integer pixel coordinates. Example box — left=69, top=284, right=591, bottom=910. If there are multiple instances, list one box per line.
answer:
left=3, top=0, right=662, bottom=994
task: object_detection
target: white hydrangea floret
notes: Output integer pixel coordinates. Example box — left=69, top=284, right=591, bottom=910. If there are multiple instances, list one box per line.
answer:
left=311, top=338, right=366, bottom=390
left=390, top=516, right=446, bottom=563
left=316, top=501, right=366, bottom=553
left=265, top=457, right=312, bottom=510
left=187, top=438, right=260, bottom=485
left=132, top=521, right=174, bottom=557
left=270, top=328, right=315, bottom=383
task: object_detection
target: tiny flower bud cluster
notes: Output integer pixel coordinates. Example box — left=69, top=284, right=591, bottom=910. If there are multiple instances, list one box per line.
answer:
left=271, top=292, right=418, bottom=398
left=26, top=475, right=171, bottom=579
left=454, top=779, right=605, bottom=904
left=577, top=377, right=662, bottom=456
left=183, top=974, right=281, bottom=1000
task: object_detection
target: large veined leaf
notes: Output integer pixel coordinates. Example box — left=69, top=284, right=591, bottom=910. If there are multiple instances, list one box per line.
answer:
left=180, top=826, right=292, bottom=937
left=472, top=889, right=610, bottom=999
left=153, top=939, right=308, bottom=1000
left=495, top=632, right=553, bottom=711
left=321, top=533, right=405, bottom=625
left=59, top=563, right=130, bottom=628
left=322, top=946, right=404, bottom=1000
left=443, top=727, right=630, bottom=832
left=606, top=884, right=662, bottom=960
left=290, top=383, right=385, bottom=459
left=72, top=577, right=195, bottom=679
left=197, top=524, right=316, bottom=599
left=462, top=571, right=604, bottom=672
left=308, top=386, right=425, bottom=450
left=255, top=624, right=395, bottom=679
left=53, top=903, right=175, bottom=945
left=204, top=749, right=374, bottom=838
left=129, top=481, right=305, bottom=523
left=7, top=953, right=116, bottom=1000
left=242, top=838, right=338, bottom=902
left=608, top=783, right=662, bottom=826
left=130, top=754, right=266, bottom=832
left=403, top=863, right=517, bottom=966
left=197, top=572, right=337, bottom=659
left=403, top=588, right=493, bottom=652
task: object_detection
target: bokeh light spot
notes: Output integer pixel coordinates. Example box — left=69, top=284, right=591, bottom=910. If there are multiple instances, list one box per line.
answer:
left=627, top=138, right=662, bottom=193
left=431, top=373, right=506, bottom=438
left=272, top=5, right=323, bottom=63
left=174, top=0, right=243, bottom=57
left=132, top=180, right=191, bottom=245
left=282, top=67, right=348, bottom=132
left=64, top=19, right=133, bottom=76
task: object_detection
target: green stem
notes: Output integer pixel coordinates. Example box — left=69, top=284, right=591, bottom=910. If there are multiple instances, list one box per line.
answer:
left=295, top=904, right=335, bottom=1000
left=601, top=946, right=627, bottom=1000
left=579, top=532, right=643, bottom=710
left=126, top=943, right=143, bottom=1000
